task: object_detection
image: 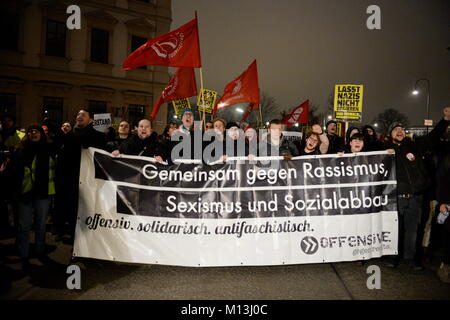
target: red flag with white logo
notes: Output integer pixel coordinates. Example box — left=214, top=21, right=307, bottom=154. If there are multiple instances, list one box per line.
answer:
left=281, top=100, right=309, bottom=127
left=123, top=17, right=202, bottom=70
left=150, top=67, right=197, bottom=119
left=213, top=60, right=260, bottom=114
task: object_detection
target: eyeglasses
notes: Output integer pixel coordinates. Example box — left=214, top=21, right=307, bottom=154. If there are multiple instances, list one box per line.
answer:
left=307, top=137, right=318, bottom=143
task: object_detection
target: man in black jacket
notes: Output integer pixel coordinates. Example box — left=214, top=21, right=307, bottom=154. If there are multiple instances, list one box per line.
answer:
left=384, top=107, right=450, bottom=269
left=362, top=125, right=384, bottom=151
left=54, top=109, right=106, bottom=243
left=325, top=120, right=345, bottom=154
left=262, top=119, right=299, bottom=158
left=114, top=119, right=165, bottom=162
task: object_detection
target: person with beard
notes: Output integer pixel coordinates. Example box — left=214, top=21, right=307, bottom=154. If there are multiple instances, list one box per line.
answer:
left=12, top=125, right=56, bottom=270
left=383, top=107, right=450, bottom=270
left=362, top=125, right=384, bottom=151
left=54, top=109, right=106, bottom=243
left=113, top=119, right=165, bottom=162
left=325, top=120, right=345, bottom=154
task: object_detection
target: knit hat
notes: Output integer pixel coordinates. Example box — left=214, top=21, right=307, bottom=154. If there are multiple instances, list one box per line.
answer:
left=388, top=122, right=403, bottom=136
left=346, top=126, right=360, bottom=143
left=226, top=122, right=239, bottom=130
left=26, top=124, right=45, bottom=136
left=181, top=108, right=194, bottom=118
left=326, top=120, right=337, bottom=128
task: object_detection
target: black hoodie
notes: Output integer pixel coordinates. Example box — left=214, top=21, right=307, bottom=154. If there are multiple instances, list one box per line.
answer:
left=383, top=118, right=449, bottom=195
left=362, top=125, right=384, bottom=151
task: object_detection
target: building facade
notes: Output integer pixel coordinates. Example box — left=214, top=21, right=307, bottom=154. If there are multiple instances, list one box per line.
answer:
left=0, top=0, right=172, bottom=133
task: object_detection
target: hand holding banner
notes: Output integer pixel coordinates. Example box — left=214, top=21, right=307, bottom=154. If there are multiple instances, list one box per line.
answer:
left=75, top=148, right=398, bottom=267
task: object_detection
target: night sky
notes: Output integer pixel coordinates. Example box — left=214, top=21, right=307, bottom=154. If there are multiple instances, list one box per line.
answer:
left=172, top=0, right=450, bottom=126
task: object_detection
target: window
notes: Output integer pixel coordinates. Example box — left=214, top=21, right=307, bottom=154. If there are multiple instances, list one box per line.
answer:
left=0, top=93, right=16, bottom=116
left=43, top=96, right=63, bottom=124
left=131, top=35, right=148, bottom=69
left=0, top=12, right=19, bottom=51
left=128, top=104, right=145, bottom=127
left=88, top=100, right=107, bottom=115
left=90, top=28, right=109, bottom=63
left=131, top=35, right=147, bottom=51
left=46, top=20, right=66, bottom=57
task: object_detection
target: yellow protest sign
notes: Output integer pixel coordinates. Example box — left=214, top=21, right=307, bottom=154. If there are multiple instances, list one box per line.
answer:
left=197, top=89, right=218, bottom=114
left=173, top=98, right=191, bottom=117
left=333, top=84, right=364, bottom=122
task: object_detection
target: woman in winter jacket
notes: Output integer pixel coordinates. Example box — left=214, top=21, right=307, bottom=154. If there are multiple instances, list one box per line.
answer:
left=13, top=124, right=56, bottom=270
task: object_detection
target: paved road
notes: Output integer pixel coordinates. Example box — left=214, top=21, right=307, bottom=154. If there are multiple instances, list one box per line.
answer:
left=1, top=234, right=449, bottom=300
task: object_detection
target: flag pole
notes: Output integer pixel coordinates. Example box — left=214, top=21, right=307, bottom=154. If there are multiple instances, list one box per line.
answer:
left=195, top=11, right=206, bottom=129
left=200, top=68, right=206, bottom=128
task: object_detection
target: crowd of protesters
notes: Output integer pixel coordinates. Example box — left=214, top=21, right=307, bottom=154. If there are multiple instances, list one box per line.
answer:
left=0, top=106, right=449, bottom=287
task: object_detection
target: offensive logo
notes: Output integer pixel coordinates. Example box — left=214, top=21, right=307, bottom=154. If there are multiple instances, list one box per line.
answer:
left=151, top=33, right=184, bottom=59
left=300, top=236, right=319, bottom=255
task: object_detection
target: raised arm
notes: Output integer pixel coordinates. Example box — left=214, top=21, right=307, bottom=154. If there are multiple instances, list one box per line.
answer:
left=419, top=107, right=450, bottom=151
left=312, top=124, right=329, bottom=154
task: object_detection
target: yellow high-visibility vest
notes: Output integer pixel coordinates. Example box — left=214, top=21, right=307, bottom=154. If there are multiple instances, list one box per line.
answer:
left=0, top=130, right=25, bottom=150
left=21, top=155, right=56, bottom=195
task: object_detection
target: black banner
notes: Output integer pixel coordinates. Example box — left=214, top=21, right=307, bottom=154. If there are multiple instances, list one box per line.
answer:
left=93, top=152, right=397, bottom=219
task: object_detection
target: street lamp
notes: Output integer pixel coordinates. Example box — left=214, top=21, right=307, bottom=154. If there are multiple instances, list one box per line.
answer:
left=412, top=78, right=430, bottom=132
left=373, top=123, right=378, bottom=128
left=322, top=114, right=333, bottom=130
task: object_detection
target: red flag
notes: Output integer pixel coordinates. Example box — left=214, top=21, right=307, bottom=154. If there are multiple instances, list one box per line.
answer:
left=281, top=100, right=309, bottom=127
left=213, top=60, right=260, bottom=114
left=150, top=68, right=197, bottom=119
left=123, top=18, right=201, bottom=70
